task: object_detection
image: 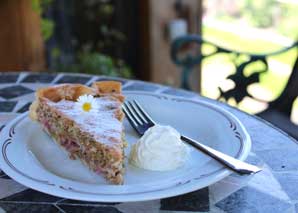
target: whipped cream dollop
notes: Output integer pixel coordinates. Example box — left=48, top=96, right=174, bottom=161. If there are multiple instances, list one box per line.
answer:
left=129, top=125, right=190, bottom=171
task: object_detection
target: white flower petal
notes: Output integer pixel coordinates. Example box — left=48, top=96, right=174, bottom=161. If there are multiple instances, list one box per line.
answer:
left=76, top=94, right=98, bottom=113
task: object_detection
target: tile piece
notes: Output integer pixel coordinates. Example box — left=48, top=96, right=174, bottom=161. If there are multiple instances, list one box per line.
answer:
left=0, top=113, right=19, bottom=126
left=116, top=200, right=160, bottom=213
left=0, top=74, right=19, bottom=83
left=256, top=148, right=298, bottom=171
left=95, top=77, right=127, bottom=85
left=0, top=102, right=17, bottom=112
left=160, top=187, right=209, bottom=212
left=0, top=203, right=60, bottom=213
left=248, top=123, right=298, bottom=152
left=275, top=172, right=298, bottom=200
left=58, top=205, right=121, bottom=213
left=56, top=75, right=91, bottom=84
left=1, top=189, right=61, bottom=203
left=21, top=73, right=56, bottom=83
left=123, top=82, right=159, bottom=92
left=0, top=172, right=10, bottom=179
left=16, top=102, right=32, bottom=113
left=245, top=164, right=289, bottom=201
left=10, top=92, right=35, bottom=102
left=216, top=186, right=291, bottom=213
left=161, top=88, right=196, bottom=98
left=58, top=199, right=119, bottom=206
left=0, top=86, right=33, bottom=99
left=0, top=179, right=26, bottom=199
left=21, top=83, right=51, bottom=91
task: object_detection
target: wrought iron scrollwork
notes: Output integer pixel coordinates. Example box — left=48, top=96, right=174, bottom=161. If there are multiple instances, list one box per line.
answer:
left=171, top=34, right=298, bottom=104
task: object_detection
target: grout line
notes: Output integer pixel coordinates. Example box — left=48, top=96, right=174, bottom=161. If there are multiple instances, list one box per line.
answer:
left=55, top=198, right=66, bottom=204
left=12, top=101, right=31, bottom=113
left=154, top=86, right=171, bottom=94
left=121, top=80, right=134, bottom=89
left=272, top=170, right=298, bottom=174
left=0, top=201, right=59, bottom=205
left=48, top=202, right=117, bottom=207
left=85, top=76, right=99, bottom=86
left=11, top=102, right=18, bottom=113
left=12, top=101, right=24, bottom=113
left=54, top=204, right=67, bottom=213
left=51, top=73, right=64, bottom=85
left=16, top=73, right=28, bottom=84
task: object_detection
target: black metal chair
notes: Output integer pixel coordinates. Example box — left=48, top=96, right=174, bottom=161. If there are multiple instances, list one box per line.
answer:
left=171, top=35, right=298, bottom=139
left=259, top=57, right=298, bottom=138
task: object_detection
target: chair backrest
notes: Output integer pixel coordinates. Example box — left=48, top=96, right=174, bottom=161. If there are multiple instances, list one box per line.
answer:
left=269, top=54, right=298, bottom=116
left=171, top=34, right=298, bottom=115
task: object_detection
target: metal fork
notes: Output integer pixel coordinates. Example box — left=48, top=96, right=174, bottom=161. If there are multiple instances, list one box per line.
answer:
left=123, top=100, right=262, bottom=175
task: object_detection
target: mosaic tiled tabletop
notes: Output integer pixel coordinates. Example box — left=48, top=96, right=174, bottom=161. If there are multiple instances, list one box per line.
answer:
left=0, top=72, right=298, bottom=213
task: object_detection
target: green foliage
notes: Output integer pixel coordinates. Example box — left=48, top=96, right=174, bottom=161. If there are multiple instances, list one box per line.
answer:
left=77, top=52, right=132, bottom=77
left=203, top=26, right=296, bottom=59
left=32, top=0, right=53, bottom=14
left=241, top=0, right=276, bottom=28
left=31, top=0, right=54, bottom=41
left=31, top=0, right=42, bottom=14
left=98, top=3, right=114, bottom=16
left=41, top=19, right=55, bottom=41
left=276, top=3, right=298, bottom=39
left=213, top=0, right=298, bottom=38
left=51, top=51, right=132, bottom=78
left=51, top=47, right=61, bottom=59
left=32, top=0, right=132, bottom=78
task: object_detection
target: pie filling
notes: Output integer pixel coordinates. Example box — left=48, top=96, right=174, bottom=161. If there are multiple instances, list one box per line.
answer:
left=37, top=100, right=124, bottom=184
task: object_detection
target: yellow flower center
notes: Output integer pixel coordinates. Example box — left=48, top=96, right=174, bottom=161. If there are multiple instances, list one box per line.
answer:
left=82, top=102, right=92, bottom=112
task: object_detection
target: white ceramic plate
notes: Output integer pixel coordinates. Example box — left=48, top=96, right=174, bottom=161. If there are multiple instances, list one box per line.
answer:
left=0, top=92, right=251, bottom=202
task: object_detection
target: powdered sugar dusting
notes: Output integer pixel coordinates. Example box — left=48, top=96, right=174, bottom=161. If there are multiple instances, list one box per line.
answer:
left=47, top=97, right=122, bottom=145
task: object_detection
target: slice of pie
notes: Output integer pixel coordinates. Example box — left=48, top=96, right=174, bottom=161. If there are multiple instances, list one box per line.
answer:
left=29, top=81, right=125, bottom=184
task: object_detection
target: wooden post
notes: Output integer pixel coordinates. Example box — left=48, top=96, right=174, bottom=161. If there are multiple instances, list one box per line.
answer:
left=0, top=0, right=45, bottom=71
left=138, top=0, right=202, bottom=92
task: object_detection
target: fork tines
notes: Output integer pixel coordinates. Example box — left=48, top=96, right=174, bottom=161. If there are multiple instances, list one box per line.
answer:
left=122, top=100, right=155, bottom=135
left=123, top=100, right=154, bottom=125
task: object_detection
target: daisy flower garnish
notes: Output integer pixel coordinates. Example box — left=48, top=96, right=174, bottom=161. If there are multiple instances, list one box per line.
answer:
left=76, top=94, right=98, bottom=113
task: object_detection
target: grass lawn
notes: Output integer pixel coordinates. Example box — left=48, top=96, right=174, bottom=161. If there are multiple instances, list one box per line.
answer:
left=201, top=25, right=296, bottom=105
left=203, top=26, right=297, bottom=64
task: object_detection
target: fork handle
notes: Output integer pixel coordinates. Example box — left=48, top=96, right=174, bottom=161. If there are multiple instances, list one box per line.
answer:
left=181, top=135, right=261, bottom=174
